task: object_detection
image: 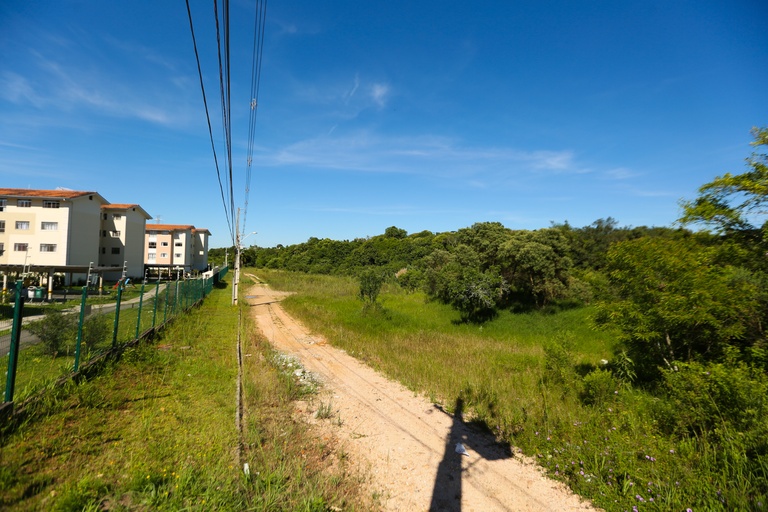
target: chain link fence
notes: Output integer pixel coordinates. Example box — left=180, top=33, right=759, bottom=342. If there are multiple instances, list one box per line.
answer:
left=1, top=266, right=228, bottom=412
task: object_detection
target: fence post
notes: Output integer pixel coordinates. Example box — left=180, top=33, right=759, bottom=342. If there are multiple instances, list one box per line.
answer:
left=135, top=282, right=146, bottom=339
left=163, top=282, right=170, bottom=324
left=152, top=280, right=160, bottom=328
left=112, top=285, right=123, bottom=348
left=174, top=281, right=179, bottom=315
left=4, top=281, right=24, bottom=403
left=74, top=286, right=88, bottom=372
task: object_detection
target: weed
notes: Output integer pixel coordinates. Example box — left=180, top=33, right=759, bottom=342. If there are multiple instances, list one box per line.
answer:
left=315, top=400, right=334, bottom=420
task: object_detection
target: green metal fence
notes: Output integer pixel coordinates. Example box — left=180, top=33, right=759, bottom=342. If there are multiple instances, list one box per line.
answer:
left=1, top=266, right=228, bottom=409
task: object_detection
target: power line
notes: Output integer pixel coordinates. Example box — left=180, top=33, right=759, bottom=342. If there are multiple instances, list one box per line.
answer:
left=184, top=0, right=233, bottom=243
left=242, top=0, right=268, bottom=235
left=213, top=0, right=236, bottom=246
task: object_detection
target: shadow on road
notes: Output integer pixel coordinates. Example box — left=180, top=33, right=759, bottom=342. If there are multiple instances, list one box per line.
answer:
left=429, top=397, right=513, bottom=511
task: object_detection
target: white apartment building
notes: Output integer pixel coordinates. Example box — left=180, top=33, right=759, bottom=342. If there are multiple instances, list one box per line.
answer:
left=144, top=224, right=211, bottom=275
left=100, top=204, right=152, bottom=279
left=0, top=188, right=151, bottom=288
left=0, top=189, right=106, bottom=270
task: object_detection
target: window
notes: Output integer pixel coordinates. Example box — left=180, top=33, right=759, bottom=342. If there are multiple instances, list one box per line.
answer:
left=15, top=221, right=30, bottom=230
left=175, top=253, right=182, bottom=258
left=148, top=242, right=157, bottom=249
left=103, top=213, right=108, bottom=220
left=0, top=199, right=6, bottom=211
left=199, top=250, right=204, bottom=256
left=161, top=242, right=169, bottom=247
left=0, top=221, right=4, bottom=233
left=14, top=243, right=28, bottom=252
left=101, top=247, right=106, bottom=254
left=113, top=214, right=122, bottom=220
left=102, top=230, right=106, bottom=237
left=41, top=222, right=58, bottom=231
left=147, top=252, right=156, bottom=261
left=111, top=247, right=120, bottom=255
left=175, top=242, right=182, bottom=247
left=0, top=243, right=4, bottom=254
left=42, top=200, right=60, bottom=208
left=160, top=253, right=168, bottom=258
left=40, top=244, right=57, bottom=252
left=17, top=199, right=31, bottom=207
left=110, top=230, right=121, bottom=237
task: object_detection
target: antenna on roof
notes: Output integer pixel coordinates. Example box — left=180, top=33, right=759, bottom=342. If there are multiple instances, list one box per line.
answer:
left=154, top=215, right=162, bottom=223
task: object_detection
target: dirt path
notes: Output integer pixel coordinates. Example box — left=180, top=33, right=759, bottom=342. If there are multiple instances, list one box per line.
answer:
left=246, top=280, right=599, bottom=512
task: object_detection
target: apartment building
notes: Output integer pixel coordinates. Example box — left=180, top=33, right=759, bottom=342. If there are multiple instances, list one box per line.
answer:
left=100, top=204, right=152, bottom=278
left=0, top=188, right=151, bottom=286
left=144, top=224, right=211, bottom=275
left=0, top=189, right=107, bottom=270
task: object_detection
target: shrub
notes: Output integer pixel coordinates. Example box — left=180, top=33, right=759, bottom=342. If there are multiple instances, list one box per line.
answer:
left=580, top=369, right=617, bottom=406
left=27, top=311, right=77, bottom=356
left=358, top=268, right=384, bottom=308
left=543, top=332, right=577, bottom=385
left=81, top=314, right=111, bottom=351
left=655, top=358, right=768, bottom=457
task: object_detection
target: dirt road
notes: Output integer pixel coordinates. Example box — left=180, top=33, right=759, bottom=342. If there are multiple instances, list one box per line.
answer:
left=246, top=280, right=599, bottom=512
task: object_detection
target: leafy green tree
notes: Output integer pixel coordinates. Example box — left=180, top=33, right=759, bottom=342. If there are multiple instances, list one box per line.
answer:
left=596, top=237, right=765, bottom=381
left=383, top=226, right=408, bottom=239
left=421, top=246, right=506, bottom=322
left=499, top=228, right=573, bottom=308
left=680, top=127, right=768, bottom=236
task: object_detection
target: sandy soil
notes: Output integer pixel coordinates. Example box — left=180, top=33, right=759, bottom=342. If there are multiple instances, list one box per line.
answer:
left=245, top=280, right=599, bottom=512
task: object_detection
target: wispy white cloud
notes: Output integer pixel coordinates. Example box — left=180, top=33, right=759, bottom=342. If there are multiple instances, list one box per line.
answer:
left=306, top=204, right=470, bottom=216
left=604, top=167, right=641, bottom=180
left=370, top=83, right=390, bottom=108
left=0, top=72, right=45, bottom=107
left=260, top=131, right=587, bottom=184
left=2, top=46, right=197, bottom=129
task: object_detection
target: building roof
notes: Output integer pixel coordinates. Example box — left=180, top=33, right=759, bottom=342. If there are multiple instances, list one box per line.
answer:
left=0, top=188, right=104, bottom=200
left=146, top=224, right=195, bottom=232
left=192, top=228, right=212, bottom=235
left=101, top=203, right=152, bottom=219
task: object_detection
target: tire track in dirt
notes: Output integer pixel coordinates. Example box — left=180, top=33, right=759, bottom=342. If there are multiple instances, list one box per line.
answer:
left=246, top=281, right=599, bottom=512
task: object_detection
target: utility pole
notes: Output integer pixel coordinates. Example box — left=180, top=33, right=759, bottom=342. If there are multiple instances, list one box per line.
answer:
left=232, top=209, right=240, bottom=306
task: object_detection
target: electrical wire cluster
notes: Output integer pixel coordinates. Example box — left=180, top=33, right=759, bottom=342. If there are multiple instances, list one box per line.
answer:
left=185, top=0, right=268, bottom=247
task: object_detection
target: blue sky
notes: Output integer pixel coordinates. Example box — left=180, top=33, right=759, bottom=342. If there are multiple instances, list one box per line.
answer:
left=1, top=1, right=766, bottom=248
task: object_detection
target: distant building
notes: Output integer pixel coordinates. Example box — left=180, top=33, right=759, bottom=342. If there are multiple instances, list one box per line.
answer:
left=100, top=204, right=152, bottom=279
left=0, top=188, right=151, bottom=290
left=144, top=224, right=211, bottom=277
left=0, top=188, right=106, bottom=269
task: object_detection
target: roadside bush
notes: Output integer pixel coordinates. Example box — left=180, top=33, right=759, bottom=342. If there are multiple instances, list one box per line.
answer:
left=654, top=358, right=768, bottom=454
left=543, top=332, right=577, bottom=386
left=82, top=314, right=111, bottom=351
left=27, top=311, right=77, bottom=356
left=358, top=268, right=384, bottom=309
left=579, top=369, right=617, bottom=406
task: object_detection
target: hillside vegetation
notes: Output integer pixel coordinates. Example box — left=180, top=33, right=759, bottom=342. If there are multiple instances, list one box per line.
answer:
left=216, top=128, right=768, bottom=511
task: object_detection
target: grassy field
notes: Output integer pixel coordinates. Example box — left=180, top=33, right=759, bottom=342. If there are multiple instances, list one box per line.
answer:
left=254, top=269, right=766, bottom=512
left=0, top=278, right=373, bottom=511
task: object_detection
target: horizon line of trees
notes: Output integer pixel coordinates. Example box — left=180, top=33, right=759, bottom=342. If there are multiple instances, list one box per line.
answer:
left=209, top=127, right=768, bottom=381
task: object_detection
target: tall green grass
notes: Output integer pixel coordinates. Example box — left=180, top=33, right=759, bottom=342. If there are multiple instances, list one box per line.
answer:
left=0, top=277, right=372, bottom=511
left=255, top=269, right=767, bottom=512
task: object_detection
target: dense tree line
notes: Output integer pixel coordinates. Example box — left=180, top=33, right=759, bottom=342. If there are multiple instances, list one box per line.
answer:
left=211, top=127, right=768, bottom=372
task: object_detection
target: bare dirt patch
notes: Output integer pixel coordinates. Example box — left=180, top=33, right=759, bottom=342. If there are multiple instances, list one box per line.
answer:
left=246, top=281, right=599, bottom=512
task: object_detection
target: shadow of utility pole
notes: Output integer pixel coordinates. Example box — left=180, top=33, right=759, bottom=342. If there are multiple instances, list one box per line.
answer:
left=428, top=397, right=513, bottom=511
